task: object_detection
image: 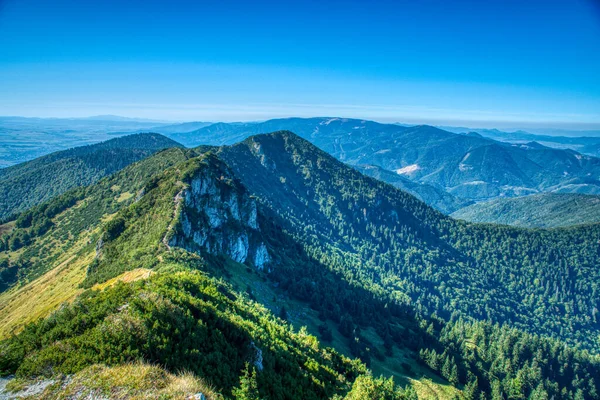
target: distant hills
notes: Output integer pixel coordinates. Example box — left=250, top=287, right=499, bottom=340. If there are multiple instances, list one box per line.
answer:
left=0, top=116, right=176, bottom=167
left=77, top=115, right=171, bottom=123
left=441, top=125, right=600, bottom=157
left=0, top=117, right=214, bottom=168
left=149, top=121, right=213, bottom=135
left=165, top=117, right=600, bottom=203
left=5, top=116, right=600, bottom=222
left=452, top=192, right=600, bottom=228
left=0, top=133, right=181, bottom=219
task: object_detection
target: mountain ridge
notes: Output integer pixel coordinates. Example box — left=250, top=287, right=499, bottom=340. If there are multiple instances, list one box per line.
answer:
left=0, top=133, right=182, bottom=220
left=174, top=117, right=600, bottom=203
left=1, top=130, right=600, bottom=399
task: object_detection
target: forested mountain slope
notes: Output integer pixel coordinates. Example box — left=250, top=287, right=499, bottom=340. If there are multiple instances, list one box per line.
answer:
left=1, top=131, right=599, bottom=399
left=217, top=132, right=600, bottom=350
left=0, top=133, right=182, bottom=220
left=0, top=146, right=413, bottom=400
left=180, top=118, right=600, bottom=203
left=452, top=193, right=600, bottom=228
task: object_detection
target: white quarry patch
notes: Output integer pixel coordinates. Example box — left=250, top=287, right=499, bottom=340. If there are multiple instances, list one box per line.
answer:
left=321, top=118, right=340, bottom=125
left=463, top=181, right=486, bottom=185
left=458, top=153, right=474, bottom=172
left=395, top=164, right=419, bottom=175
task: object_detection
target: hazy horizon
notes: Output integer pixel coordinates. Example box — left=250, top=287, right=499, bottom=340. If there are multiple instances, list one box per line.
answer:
left=3, top=113, right=600, bottom=134
left=1, top=0, right=599, bottom=131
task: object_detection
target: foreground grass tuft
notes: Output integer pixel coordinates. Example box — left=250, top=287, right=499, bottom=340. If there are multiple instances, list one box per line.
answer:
left=34, top=362, right=221, bottom=399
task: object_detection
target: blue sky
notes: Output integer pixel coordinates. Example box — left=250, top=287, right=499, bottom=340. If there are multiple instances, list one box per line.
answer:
left=1, top=0, right=599, bottom=129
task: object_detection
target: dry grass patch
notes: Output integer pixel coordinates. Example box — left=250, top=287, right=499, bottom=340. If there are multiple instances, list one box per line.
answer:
left=409, top=377, right=463, bottom=400
left=0, top=220, right=15, bottom=236
left=0, top=251, right=92, bottom=339
left=92, top=268, right=153, bottom=291
left=116, top=191, right=134, bottom=203
left=35, top=362, right=221, bottom=400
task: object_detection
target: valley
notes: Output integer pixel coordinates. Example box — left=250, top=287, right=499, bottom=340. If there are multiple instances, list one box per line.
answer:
left=452, top=193, right=600, bottom=228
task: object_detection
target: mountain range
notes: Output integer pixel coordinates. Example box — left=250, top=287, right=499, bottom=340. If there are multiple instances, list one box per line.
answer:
left=5, top=116, right=600, bottom=209
left=439, top=126, right=600, bottom=158
left=1, top=130, right=599, bottom=399
left=161, top=117, right=600, bottom=203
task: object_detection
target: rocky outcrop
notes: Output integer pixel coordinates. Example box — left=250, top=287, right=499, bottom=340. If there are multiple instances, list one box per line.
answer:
left=169, top=164, right=271, bottom=270
left=250, top=341, right=264, bottom=371
left=250, top=139, right=276, bottom=170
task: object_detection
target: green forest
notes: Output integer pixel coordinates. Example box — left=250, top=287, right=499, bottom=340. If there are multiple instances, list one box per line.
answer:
left=0, top=133, right=181, bottom=220
left=1, top=131, right=599, bottom=399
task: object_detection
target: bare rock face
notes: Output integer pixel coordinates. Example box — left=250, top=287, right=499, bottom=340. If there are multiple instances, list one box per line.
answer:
left=250, top=139, right=276, bottom=170
left=253, top=243, right=271, bottom=271
left=170, top=165, right=270, bottom=270
left=250, top=341, right=264, bottom=371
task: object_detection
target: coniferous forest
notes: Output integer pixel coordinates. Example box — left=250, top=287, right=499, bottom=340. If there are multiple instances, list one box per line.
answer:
left=2, top=0, right=599, bottom=397
left=0, top=131, right=598, bottom=399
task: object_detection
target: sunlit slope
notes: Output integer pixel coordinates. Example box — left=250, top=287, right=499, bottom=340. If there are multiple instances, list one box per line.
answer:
left=0, top=133, right=182, bottom=220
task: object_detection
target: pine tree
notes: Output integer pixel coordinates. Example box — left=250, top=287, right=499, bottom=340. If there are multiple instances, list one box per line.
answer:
left=529, top=383, right=549, bottom=400
left=464, top=377, right=479, bottom=400
left=491, top=379, right=504, bottom=400
left=233, top=363, right=261, bottom=400
left=449, top=364, right=459, bottom=386
left=428, top=350, right=440, bottom=371
left=442, top=355, right=452, bottom=381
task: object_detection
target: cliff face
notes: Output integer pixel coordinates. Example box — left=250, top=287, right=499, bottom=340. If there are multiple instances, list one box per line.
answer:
left=169, top=163, right=271, bottom=270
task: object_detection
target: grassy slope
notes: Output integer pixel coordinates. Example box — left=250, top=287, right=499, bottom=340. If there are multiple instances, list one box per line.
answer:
left=0, top=148, right=195, bottom=338
left=0, top=252, right=90, bottom=340
left=452, top=192, right=600, bottom=228
left=1, top=265, right=369, bottom=399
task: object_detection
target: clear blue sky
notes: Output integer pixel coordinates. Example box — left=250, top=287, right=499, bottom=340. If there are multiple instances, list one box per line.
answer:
left=1, top=0, right=599, bottom=129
